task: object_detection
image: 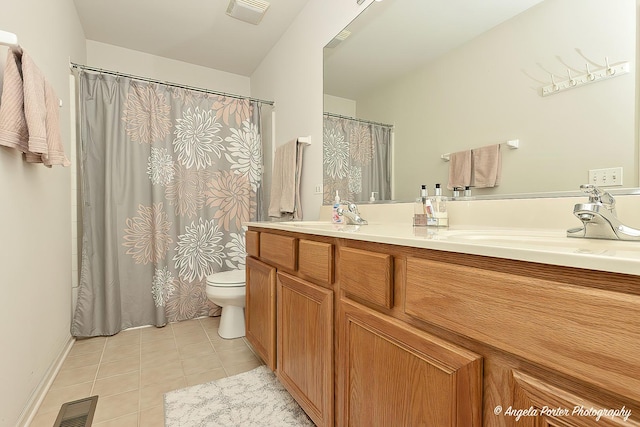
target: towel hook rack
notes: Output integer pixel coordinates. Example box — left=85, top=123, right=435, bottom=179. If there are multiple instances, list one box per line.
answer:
left=541, top=56, right=629, bottom=96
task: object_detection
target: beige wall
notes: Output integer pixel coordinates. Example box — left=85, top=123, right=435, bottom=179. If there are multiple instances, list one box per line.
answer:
left=251, top=0, right=373, bottom=220
left=324, top=94, right=356, bottom=117
left=0, top=0, right=86, bottom=426
left=85, top=40, right=251, bottom=95
left=356, top=0, right=636, bottom=199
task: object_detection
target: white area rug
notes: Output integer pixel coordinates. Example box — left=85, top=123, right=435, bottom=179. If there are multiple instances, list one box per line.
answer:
left=164, top=365, right=315, bottom=426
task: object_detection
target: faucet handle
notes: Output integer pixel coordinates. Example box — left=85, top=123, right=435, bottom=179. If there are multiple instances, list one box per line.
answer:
left=580, top=184, right=604, bottom=202
left=579, top=184, right=616, bottom=212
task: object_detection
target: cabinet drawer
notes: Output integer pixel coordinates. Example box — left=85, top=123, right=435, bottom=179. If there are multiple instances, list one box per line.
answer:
left=246, top=230, right=260, bottom=257
left=259, top=233, right=297, bottom=271
left=339, top=247, right=393, bottom=309
left=299, top=240, right=334, bottom=285
left=405, top=257, right=640, bottom=402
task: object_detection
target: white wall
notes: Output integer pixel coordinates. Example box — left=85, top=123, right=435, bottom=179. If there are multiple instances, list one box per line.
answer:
left=86, top=40, right=251, bottom=95
left=251, top=0, right=373, bottom=220
left=0, top=1, right=86, bottom=426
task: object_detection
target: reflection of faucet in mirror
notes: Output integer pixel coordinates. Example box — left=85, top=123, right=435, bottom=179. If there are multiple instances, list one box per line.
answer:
left=567, top=184, right=640, bottom=241
left=336, top=201, right=368, bottom=225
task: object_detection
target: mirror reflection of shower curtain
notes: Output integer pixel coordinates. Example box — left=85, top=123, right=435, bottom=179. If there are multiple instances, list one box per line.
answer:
left=72, top=70, right=270, bottom=337
left=323, top=115, right=392, bottom=204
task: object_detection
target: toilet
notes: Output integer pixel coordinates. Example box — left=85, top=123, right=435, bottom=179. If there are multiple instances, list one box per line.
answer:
left=205, top=269, right=246, bottom=339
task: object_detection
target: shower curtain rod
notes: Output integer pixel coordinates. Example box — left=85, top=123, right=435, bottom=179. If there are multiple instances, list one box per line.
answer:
left=323, top=112, right=393, bottom=129
left=70, top=62, right=275, bottom=106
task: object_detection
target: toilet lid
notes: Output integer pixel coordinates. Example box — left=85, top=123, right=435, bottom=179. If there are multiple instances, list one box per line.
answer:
left=206, top=269, right=245, bottom=287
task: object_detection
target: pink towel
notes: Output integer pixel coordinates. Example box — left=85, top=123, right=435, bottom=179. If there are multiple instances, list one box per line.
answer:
left=21, top=51, right=70, bottom=167
left=0, top=49, right=29, bottom=152
left=447, top=150, right=471, bottom=190
left=471, top=144, right=501, bottom=188
left=0, top=49, right=70, bottom=166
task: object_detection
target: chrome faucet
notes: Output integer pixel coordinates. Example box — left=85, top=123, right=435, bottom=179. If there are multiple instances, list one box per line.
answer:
left=567, top=184, right=640, bottom=240
left=337, top=201, right=368, bottom=225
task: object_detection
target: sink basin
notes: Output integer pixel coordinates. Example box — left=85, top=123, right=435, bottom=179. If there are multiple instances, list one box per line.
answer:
left=284, top=221, right=333, bottom=227
left=445, top=229, right=640, bottom=253
left=278, top=221, right=363, bottom=233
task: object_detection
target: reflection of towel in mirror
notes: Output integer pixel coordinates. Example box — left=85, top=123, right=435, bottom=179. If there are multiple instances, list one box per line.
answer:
left=268, top=139, right=306, bottom=220
left=447, top=150, right=471, bottom=190
left=471, top=144, right=501, bottom=188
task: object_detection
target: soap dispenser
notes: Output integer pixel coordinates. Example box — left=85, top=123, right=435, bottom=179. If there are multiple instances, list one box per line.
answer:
left=332, top=191, right=343, bottom=224
left=429, top=183, right=448, bottom=227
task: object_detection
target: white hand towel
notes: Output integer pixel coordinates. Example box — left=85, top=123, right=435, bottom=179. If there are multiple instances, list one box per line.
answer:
left=268, top=139, right=298, bottom=218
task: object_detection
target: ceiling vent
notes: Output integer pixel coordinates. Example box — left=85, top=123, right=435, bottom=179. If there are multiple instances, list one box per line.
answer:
left=226, top=0, right=270, bottom=25
left=325, top=30, right=351, bottom=49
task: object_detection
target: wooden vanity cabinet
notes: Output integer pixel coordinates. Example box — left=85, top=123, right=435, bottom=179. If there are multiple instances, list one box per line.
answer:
left=248, top=227, right=640, bottom=427
left=246, top=231, right=335, bottom=427
left=338, top=298, right=483, bottom=426
left=277, top=272, right=333, bottom=427
left=245, top=256, right=277, bottom=370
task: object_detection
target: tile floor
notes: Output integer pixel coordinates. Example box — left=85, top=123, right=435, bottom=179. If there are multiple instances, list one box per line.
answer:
left=29, top=316, right=263, bottom=426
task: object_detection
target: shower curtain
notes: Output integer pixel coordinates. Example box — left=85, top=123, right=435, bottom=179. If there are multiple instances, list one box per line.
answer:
left=72, top=71, right=267, bottom=337
left=322, top=115, right=392, bottom=204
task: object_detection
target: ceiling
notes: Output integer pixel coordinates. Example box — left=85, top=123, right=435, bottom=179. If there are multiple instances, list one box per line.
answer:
left=73, top=0, right=310, bottom=76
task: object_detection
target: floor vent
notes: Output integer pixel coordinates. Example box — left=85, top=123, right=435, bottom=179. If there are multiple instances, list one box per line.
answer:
left=53, top=396, right=98, bottom=427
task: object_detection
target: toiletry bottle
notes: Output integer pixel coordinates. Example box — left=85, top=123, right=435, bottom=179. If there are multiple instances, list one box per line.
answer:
left=369, top=192, right=378, bottom=202
left=422, top=185, right=434, bottom=218
left=332, top=191, right=343, bottom=224
left=431, top=183, right=448, bottom=227
left=414, top=186, right=428, bottom=226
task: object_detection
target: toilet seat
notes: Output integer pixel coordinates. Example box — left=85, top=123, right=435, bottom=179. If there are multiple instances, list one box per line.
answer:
left=206, top=270, right=245, bottom=287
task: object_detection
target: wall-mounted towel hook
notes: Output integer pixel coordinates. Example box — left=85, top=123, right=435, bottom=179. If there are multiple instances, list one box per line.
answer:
left=550, top=74, right=559, bottom=92
left=0, top=29, right=18, bottom=48
left=605, top=57, right=615, bottom=76
left=567, top=69, right=577, bottom=86
left=585, top=63, right=595, bottom=81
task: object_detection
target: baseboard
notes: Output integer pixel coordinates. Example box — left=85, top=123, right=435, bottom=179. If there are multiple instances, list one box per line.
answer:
left=17, top=335, right=76, bottom=427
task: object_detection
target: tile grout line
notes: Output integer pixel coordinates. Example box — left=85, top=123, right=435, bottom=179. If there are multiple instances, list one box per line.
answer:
left=138, top=329, right=143, bottom=426
left=89, top=338, right=108, bottom=397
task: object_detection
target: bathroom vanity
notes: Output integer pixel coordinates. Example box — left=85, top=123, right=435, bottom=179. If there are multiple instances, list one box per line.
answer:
left=244, top=222, right=640, bottom=426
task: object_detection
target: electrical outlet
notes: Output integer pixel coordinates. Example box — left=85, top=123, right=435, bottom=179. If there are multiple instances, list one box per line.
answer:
left=314, top=184, right=323, bottom=194
left=588, top=167, right=623, bottom=187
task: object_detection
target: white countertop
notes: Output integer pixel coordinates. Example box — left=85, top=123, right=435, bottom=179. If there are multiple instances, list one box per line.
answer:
left=246, top=221, right=640, bottom=276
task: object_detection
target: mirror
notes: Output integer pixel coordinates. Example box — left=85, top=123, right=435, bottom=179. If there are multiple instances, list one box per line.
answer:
left=323, top=0, right=637, bottom=203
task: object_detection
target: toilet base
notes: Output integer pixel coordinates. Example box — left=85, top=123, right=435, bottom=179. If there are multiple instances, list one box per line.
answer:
left=218, top=305, right=246, bottom=339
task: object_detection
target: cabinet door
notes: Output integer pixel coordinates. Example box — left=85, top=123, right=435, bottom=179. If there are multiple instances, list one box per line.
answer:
left=338, top=298, right=483, bottom=427
left=245, top=256, right=276, bottom=370
left=277, top=272, right=333, bottom=427
left=508, top=370, right=635, bottom=427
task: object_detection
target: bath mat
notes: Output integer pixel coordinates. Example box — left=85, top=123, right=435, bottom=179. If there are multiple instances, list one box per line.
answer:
left=164, top=365, right=315, bottom=426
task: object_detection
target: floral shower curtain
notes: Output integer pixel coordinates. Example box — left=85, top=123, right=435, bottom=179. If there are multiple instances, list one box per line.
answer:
left=72, top=71, right=267, bottom=337
left=322, top=115, right=392, bottom=204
